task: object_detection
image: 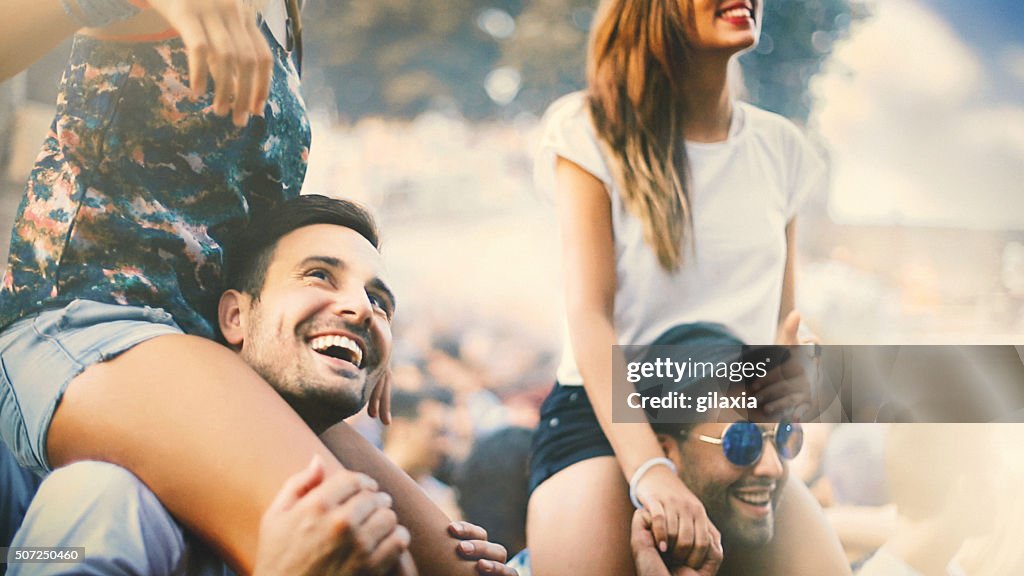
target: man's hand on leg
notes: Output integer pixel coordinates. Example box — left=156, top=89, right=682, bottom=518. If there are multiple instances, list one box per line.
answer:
left=254, top=455, right=415, bottom=576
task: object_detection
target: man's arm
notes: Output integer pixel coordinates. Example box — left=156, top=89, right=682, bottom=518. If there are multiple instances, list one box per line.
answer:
left=0, top=0, right=78, bottom=80
left=320, top=422, right=516, bottom=576
left=255, top=456, right=414, bottom=576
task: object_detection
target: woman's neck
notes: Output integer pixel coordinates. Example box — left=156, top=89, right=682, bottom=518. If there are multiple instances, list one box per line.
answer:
left=681, top=55, right=734, bottom=143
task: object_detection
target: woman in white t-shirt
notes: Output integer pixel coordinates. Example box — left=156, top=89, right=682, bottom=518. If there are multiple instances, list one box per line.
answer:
left=526, top=1, right=848, bottom=575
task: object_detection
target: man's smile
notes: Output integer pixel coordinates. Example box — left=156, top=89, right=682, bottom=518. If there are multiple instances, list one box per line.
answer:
left=730, top=482, right=775, bottom=518
left=308, top=333, right=365, bottom=368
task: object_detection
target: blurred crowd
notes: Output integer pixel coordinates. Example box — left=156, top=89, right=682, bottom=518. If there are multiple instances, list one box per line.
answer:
left=345, top=315, right=553, bottom=558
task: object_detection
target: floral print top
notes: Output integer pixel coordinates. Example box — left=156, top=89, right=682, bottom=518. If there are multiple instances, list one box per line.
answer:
left=0, top=23, right=311, bottom=339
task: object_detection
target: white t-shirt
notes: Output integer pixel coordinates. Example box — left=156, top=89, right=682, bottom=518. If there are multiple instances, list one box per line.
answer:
left=262, top=0, right=301, bottom=51
left=536, top=92, right=826, bottom=386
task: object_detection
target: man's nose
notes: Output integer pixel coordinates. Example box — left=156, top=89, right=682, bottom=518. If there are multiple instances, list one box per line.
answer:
left=331, top=285, right=373, bottom=325
left=753, top=438, right=785, bottom=479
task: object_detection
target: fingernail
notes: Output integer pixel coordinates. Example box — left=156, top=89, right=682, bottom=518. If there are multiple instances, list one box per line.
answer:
left=459, top=541, right=474, bottom=554
left=659, top=541, right=667, bottom=553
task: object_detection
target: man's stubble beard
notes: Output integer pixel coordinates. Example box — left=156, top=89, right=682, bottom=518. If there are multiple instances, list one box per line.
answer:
left=241, top=306, right=367, bottom=429
left=682, top=472, right=778, bottom=549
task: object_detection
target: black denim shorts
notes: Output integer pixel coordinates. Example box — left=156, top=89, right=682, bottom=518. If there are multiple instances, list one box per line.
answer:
left=528, top=382, right=614, bottom=494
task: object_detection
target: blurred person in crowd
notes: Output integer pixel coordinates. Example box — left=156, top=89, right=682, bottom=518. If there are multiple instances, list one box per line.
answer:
left=777, top=421, right=896, bottom=568
left=384, top=389, right=462, bottom=521
left=0, top=2, right=422, bottom=572
left=816, top=424, right=895, bottom=568
left=526, top=0, right=844, bottom=574
left=3, top=196, right=516, bottom=575
left=346, top=362, right=430, bottom=450
left=857, top=424, right=999, bottom=576
left=428, top=338, right=510, bottom=437
left=456, top=427, right=534, bottom=558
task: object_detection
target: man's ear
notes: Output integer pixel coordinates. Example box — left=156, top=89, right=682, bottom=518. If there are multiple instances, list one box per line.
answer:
left=655, top=433, right=684, bottom=471
left=218, top=289, right=248, bottom=348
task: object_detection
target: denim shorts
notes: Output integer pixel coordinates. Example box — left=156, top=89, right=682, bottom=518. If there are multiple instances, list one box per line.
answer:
left=528, top=382, right=614, bottom=495
left=0, top=299, right=182, bottom=476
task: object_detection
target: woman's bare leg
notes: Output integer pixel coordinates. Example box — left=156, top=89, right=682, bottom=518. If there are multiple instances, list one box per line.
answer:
left=527, top=456, right=636, bottom=576
left=320, top=424, right=481, bottom=576
left=47, top=335, right=346, bottom=574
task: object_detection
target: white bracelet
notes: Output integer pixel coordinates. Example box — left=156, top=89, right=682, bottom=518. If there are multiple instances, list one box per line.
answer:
left=628, top=457, right=678, bottom=510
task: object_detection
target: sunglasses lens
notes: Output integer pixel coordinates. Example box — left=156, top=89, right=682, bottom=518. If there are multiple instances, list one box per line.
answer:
left=722, top=422, right=763, bottom=466
left=775, top=421, right=804, bottom=460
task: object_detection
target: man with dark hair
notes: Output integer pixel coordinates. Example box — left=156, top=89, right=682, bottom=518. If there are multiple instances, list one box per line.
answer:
left=455, top=427, right=533, bottom=558
left=219, top=194, right=392, bottom=434
left=225, top=194, right=382, bottom=301
left=7, top=195, right=514, bottom=576
left=629, top=419, right=847, bottom=576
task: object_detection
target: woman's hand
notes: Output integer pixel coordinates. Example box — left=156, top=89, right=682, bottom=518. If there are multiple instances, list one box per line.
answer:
left=147, top=0, right=274, bottom=126
left=749, top=310, right=818, bottom=421
left=631, top=509, right=723, bottom=576
left=634, top=465, right=722, bottom=570
left=448, top=521, right=518, bottom=575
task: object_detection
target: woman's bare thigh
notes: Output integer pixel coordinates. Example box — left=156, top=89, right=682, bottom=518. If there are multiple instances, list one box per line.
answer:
left=47, top=334, right=341, bottom=574
left=527, top=456, right=636, bottom=576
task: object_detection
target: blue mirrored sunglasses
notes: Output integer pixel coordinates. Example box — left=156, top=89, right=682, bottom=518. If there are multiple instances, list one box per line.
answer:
left=697, top=421, right=803, bottom=467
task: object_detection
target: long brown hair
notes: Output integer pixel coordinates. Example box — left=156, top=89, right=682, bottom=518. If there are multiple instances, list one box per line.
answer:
left=587, top=0, right=695, bottom=271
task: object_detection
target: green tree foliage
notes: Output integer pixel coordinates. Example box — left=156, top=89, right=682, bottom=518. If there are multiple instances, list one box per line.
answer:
left=304, top=0, right=867, bottom=121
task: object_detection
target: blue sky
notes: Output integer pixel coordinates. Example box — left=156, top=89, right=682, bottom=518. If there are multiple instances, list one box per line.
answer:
left=923, top=0, right=1023, bottom=103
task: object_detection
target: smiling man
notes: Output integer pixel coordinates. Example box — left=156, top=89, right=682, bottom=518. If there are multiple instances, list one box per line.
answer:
left=630, top=419, right=823, bottom=576
left=668, top=422, right=796, bottom=547
left=218, top=198, right=396, bottom=435
left=5, top=195, right=513, bottom=576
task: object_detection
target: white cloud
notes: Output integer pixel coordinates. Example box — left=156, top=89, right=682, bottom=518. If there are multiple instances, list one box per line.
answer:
left=812, top=0, right=1024, bottom=230
left=1003, top=45, right=1024, bottom=82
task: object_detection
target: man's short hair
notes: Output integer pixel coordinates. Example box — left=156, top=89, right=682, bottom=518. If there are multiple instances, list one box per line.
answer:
left=226, top=194, right=380, bottom=297
left=454, top=426, right=533, bottom=557
left=650, top=421, right=696, bottom=439
left=390, top=388, right=455, bottom=421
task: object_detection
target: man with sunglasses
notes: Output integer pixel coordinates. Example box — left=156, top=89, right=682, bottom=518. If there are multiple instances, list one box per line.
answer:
left=631, top=419, right=817, bottom=576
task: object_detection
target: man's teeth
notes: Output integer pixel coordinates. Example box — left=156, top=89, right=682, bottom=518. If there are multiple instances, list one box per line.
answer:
left=720, top=7, right=752, bottom=19
left=309, top=335, right=363, bottom=367
left=734, top=491, right=771, bottom=506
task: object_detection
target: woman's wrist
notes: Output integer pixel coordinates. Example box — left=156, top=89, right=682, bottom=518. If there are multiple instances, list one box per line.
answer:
left=629, top=457, right=678, bottom=509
